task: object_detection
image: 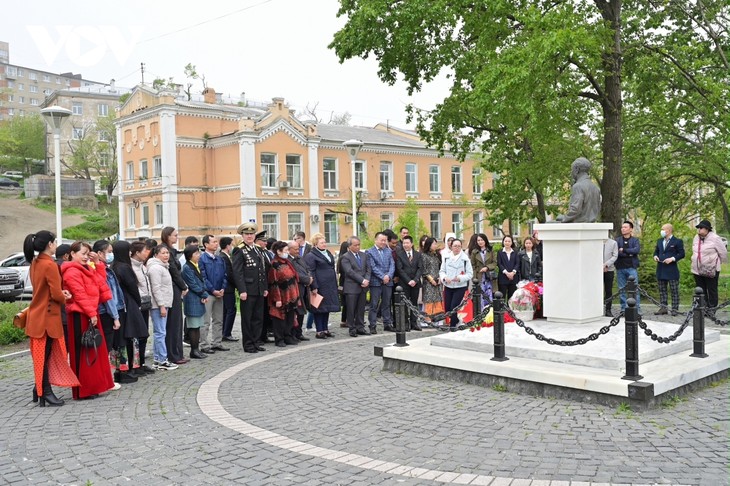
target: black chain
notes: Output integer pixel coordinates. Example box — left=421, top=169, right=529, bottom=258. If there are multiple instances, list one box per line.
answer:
left=401, top=291, right=471, bottom=326
left=703, top=299, right=729, bottom=326
left=636, top=303, right=698, bottom=343
left=502, top=307, right=624, bottom=346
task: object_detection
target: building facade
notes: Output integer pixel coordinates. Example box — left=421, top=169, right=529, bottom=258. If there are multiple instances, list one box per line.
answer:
left=115, top=85, right=494, bottom=247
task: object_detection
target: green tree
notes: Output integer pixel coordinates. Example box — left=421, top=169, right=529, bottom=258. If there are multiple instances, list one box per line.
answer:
left=65, top=115, right=118, bottom=202
left=394, top=197, right=429, bottom=239
left=0, top=114, right=46, bottom=174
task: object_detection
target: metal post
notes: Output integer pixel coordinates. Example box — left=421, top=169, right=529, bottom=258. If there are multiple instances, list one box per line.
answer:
left=471, top=278, right=482, bottom=322
left=622, top=297, right=643, bottom=380
left=626, top=275, right=637, bottom=313
left=393, top=286, right=409, bottom=347
left=53, top=132, right=63, bottom=243
left=690, top=287, right=708, bottom=358
left=350, top=160, right=358, bottom=237
left=491, top=291, right=508, bottom=361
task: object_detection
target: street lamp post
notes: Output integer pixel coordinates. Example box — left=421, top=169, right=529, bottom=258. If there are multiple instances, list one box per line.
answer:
left=342, top=139, right=364, bottom=237
left=41, top=106, right=72, bottom=244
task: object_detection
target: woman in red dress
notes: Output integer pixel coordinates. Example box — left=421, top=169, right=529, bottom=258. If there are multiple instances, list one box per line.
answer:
left=267, top=241, right=302, bottom=347
left=61, top=241, right=115, bottom=399
left=23, top=230, right=79, bottom=407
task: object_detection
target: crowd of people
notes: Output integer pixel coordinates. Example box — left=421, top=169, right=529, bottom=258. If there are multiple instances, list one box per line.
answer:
left=19, top=216, right=725, bottom=407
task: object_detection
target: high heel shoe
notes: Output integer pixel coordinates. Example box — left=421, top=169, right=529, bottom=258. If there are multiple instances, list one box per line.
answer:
left=32, top=387, right=38, bottom=403
left=38, top=390, right=64, bottom=407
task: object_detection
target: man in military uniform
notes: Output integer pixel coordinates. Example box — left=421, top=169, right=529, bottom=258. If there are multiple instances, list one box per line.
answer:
left=231, top=222, right=269, bottom=353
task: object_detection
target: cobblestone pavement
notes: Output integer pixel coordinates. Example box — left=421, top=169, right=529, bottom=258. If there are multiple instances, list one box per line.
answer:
left=0, top=320, right=728, bottom=486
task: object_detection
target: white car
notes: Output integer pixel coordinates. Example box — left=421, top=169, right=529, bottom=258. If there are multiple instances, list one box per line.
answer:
left=1, top=171, right=23, bottom=179
left=0, top=252, right=32, bottom=296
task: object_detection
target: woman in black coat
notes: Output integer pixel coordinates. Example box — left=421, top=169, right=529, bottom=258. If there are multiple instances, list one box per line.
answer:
left=497, top=235, right=520, bottom=299
left=303, top=235, right=340, bottom=339
left=160, top=227, right=188, bottom=365
left=111, top=240, right=150, bottom=376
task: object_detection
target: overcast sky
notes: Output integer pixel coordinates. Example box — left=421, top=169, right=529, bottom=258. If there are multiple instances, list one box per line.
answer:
left=3, top=0, right=450, bottom=128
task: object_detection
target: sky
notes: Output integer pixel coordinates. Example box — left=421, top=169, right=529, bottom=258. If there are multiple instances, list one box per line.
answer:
left=3, top=0, right=450, bottom=128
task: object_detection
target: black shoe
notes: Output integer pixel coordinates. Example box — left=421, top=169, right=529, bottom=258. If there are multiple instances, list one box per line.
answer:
left=349, top=332, right=358, bottom=337
left=315, top=332, right=327, bottom=339
left=671, top=310, right=679, bottom=316
left=370, top=327, right=377, bottom=335
left=275, top=342, right=287, bottom=348
left=114, top=371, right=138, bottom=384
left=324, top=331, right=334, bottom=338
left=356, top=329, right=370, bottom=335
left=201, top=347, right=216, bottom=354
left=449, top=327, right=457, bottom=332
left=383, top=326, right=396, bottom=332
left=190, top=349, right=207, bottom=359
left=654, top=309, right=668, bottom=315
left=604, top=311, right=612, bottom=317
left=284, top=338, right=299, bottom=345
left=255, top=345, right=266, bottom=351
left=140, top=364, right=156, bottom=374
left=297, top=335, right=310, bottom=341
left=411, top=326, right=422, bottom=331
left=127, top=369, right=143, bottom=379
left=212, top=345, right=230, bottom=351
left=244, top=348, right=258, bottom=354
left=222, top=336, right=239, bottom=342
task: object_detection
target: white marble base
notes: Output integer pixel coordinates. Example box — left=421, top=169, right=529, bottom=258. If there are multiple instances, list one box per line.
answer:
left=534, top=222, right=613, bottom=324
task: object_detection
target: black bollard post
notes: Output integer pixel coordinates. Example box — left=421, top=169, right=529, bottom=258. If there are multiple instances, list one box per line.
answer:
left=491, top=291, right=508, bottom=362
left=471, top=278, right=482, bottom=321
left=690, top=287, right=708, bottom=358
left=626, top=275, right=637, bottom=312
left=393, top=286, right=409, bottom=347
left=622, top=297, right=643, bottom=381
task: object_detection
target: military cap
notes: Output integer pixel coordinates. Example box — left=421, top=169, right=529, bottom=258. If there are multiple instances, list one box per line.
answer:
left=254, top=230, right=267, bottom=241
left=237, top=222, right=257, bottom=234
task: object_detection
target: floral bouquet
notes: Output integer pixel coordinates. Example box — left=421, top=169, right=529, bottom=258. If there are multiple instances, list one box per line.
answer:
left=506, top=280, right=542, bottom=322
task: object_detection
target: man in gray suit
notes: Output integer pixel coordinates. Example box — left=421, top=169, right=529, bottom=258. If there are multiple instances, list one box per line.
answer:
left=339, top=236, right=372, bottom=337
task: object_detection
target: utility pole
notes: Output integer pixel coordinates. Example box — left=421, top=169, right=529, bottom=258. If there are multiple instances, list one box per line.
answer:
left=141, top=62, right=145, bottom=84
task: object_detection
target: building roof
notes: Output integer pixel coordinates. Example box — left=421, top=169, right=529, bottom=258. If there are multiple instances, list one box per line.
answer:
left=316, top=124, right=426, bottom=148
left=174, top=99, right=264, bottom=118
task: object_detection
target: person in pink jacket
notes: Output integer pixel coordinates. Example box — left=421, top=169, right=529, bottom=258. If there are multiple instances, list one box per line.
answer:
left=691, top=219, right=728, bottom=316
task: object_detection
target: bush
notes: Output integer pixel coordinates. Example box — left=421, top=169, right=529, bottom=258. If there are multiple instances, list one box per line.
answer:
left=0, top=301, right=27, bottom=345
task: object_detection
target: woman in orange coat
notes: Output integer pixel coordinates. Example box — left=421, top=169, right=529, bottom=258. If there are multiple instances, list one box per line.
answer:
left=23, top=231, right=79, bottom=407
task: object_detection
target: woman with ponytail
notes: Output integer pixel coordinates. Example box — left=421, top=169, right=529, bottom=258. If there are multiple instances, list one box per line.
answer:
left=23, top=231, right=79, bottom=407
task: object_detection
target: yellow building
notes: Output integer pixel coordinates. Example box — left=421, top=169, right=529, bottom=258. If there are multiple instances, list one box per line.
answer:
left=115, top=85, right=493, bottom=247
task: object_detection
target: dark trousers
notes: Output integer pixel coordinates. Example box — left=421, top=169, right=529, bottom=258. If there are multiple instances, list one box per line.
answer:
left=345, top=291, right=367, bottom=332
left=658, top=279, right=680, bottom=311
left=166, top=287, right=184, bottom=362
left=259, top=306, right=272, bottom=342
left=294, top=313, right=304, bottom=338
left=498, top=283, right=517, bottom=300
left=603, top=270, right=615, bottom=312
left=369, top=285, right=393, bottom=327
left=222, top=291, right=237, bottom=338
left=444, top=286, right=468, bottom=328
left=401, top=284, right=420, bottom=329
left=140, top=309, right=150, bottom=366
left=313, top=312, right=330, bottom=332
left=272, top=311, right=296, bottom=344
left=694, top=272, right=720, bottom=310
left=240, top=294, right=264, bottom=351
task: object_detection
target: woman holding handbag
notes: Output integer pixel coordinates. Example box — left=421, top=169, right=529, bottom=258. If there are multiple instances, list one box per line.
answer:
left=421, top=237, right=444, bottom=323
left=22, top=231, right=79, bottom=407
left=130, top=240, right=155, bottom=373
left=61, top=241, right=115, bottom=400
left=181, top=245, right=209, bottom=359
left=470, top=233, right=496, bottom=306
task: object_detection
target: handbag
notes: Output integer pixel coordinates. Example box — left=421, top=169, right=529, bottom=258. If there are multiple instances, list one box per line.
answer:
left=81, top=321, right=103, bottom=366
left=487, top=270, right=498, bottom=280
left=140, top=295, right=152, bottom=311
left=13, top=307, right=29, bottom=329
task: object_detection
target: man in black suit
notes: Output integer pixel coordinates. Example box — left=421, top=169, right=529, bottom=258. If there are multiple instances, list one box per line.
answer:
left=395, top=235, right=423, bottom=331
left=339, top=236, right=372, bottom=337
left=653, top=223, right=685, bottom=316
left=294, top=231, right=313, bottom=257
left=219, top=236, right=238, bottom=342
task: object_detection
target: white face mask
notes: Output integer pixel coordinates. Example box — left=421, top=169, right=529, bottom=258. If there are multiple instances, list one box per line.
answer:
left=660, top=230, right=667, bottom=238
left=277, top=252, right=288, bottom=259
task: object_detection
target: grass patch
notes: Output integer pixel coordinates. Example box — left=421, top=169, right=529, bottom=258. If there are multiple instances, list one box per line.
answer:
left=660, top=395, right=686, bottom=409
left=492, top=383, right=507, bottom=392
left=0, top=302, right=27, bottom=345
left=64, top=213, right=119, bottom=241
left=614, top=402, right=634, bottom=418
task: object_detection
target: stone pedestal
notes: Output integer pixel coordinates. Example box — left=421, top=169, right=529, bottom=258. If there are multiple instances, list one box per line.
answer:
left=534, top=223, right=613, bottom=324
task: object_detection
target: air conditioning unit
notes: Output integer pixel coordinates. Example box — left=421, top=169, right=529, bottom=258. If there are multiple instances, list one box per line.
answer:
left=380, top=191, right=391, bottom=200
left=278, top=180, right=291, bottom=188
left=310, top=214, right=320, bottom=224
left=344, top=215, right=353, bottom=223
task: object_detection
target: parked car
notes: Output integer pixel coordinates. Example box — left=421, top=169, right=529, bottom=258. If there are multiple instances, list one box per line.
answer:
left=0, top=267, right=24, bottom=302
left=1, top=171, right=23, bottom=179
left=0, top=252, right=32, bottom=296
left=0, top=177, right=20, bottom=188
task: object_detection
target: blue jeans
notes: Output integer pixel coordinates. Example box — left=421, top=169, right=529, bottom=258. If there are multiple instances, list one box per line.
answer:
left=616, top=267, right=641, bottom=312
left=369, top=285, right=393, bottom=327
left=150, top=308, right=168, bottom=363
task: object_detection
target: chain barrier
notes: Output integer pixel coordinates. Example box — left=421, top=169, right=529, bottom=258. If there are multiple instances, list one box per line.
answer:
left=502, top=306, right=625, bottom=346
left=400, top=290, right=471, bottom=327
left=635, top=303, right=698, bottom=343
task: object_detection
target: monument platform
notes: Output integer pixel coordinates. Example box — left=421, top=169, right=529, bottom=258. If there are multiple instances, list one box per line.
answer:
left=376, top=319, right=730, bottom=407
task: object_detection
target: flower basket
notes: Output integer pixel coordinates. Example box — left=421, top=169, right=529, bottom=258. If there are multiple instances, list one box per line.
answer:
left=508, top=280, right=542, bottom=322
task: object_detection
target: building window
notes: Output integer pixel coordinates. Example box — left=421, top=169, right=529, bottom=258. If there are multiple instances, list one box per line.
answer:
left=98, top=130, right=109, bottom=142
left=261, top=153, right=276, bottom=188
left=17, top=83, right=24, bottom=91
left=430, top=212, right=442, bottom=240
left=323, top=157, right=337, bottom=190
left=43, top=89, right=51, bottom=95
left=72, top=127, right=84, bottom=140
left=6, top=67, right=16, bottom=76
left=285, top=154, right=302, bottom=188
left=126, top=162, right=134, bottom=181
left=7, top=108, right=14, bottom=116
left=153, top=156, right=162, bottom=178
left=141, top=204, right=150, bottom=226
left=473, top=211, right=483, bottom=235
left=155, top=203, right=164, bottom=226
left=29, top=85, right=38, bottom=93
left=127, top=205, right=136, bottom=228
left=451, top=166, right=462, bottom=193
left=287, top=212, right=303, bottom=239
left=30, top=98, right=38, bottom=106
left=380, top=212, right=394, bottom=231
left=6, top=94, right=12, bottom=102
left=472, top=168, right=482, bottom=194
left=6, top=80, right=14, bottom=88
left=56, top=77, right=61, bottom=84
left=405, top=163, right=417, bottom=193
left=43, top=74, right=50, bottom=82
left=262, top=213, right=279, bottom=240
left=18, top=96, right=24, bottom=104
left=452, top=212, right=463, bottom=237
left=140, top=159, right=148, bottom=180
left=17, top=68, right=23, bottom=77
left=98, top=104, right=109, bottom=116
left=72, top=102, right=82, bottom=115
left=379, top=161, right=393, bottom=191
left=29, top=72, right=37, bottom=81
left=429, top=165, right=440, bottom=193
left=323, top=213, right=338, bottom=243
left=492, top=224, right=502, bottom=239
left=353, top=160, right=365, bottom=190
left=98, top=152, right=109, bottom=168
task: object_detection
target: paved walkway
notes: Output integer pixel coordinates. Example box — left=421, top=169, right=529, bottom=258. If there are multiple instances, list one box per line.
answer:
left=0, top=323, right=727, bottom=485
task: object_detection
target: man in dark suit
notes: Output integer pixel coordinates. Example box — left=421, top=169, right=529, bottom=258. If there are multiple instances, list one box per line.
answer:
left=294, top=231, right=313, bottom=257
left=339, top=236, right=372, bottom=337
left=395, top=235, right=423, bottom=331
left=653, top=223, right=685, bottom=316
left=219, top=236, right=238, bottom=342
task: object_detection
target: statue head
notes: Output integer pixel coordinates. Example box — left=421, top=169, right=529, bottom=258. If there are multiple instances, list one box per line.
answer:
left=571, top=157, right=592, bottom=182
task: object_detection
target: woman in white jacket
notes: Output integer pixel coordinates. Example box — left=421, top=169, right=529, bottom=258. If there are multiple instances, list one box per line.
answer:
left=146, top=245, right=177, bottom=371
left=439, top=238, right=473, bottom=330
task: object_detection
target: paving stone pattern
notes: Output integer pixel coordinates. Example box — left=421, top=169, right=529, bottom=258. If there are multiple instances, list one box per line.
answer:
left=0, top=321, right=727, bottom=486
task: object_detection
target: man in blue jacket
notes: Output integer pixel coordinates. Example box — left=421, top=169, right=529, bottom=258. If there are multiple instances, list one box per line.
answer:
left=615, top=221, right=641, bottom=313
left=199, top=235, right=229, bottom=353
left=653, top=223, right=685, bottom=316
left=367, top=232, right=396, bottom=332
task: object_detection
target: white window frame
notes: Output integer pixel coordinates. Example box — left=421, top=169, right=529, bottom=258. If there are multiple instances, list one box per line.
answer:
left=405, top=163, right=417, bottom=193
left=353, top=160, right=366, bottom=191
left=17, top=83, right=24, bottom=91
left=30, top=98, right=38, bottom=106
left=451, top=166, right=462, bottom=194
left=262, top=212, right=279, bottom=240
left=287, top=212, right=304, bottom=239
left=72, top=102, right=82, bottom=115
left=153, top=156, right=162, bottom=178
left=43, top=74, right=50, bottom=82
left=6, top=94, right=13, bottom=102
left=141, top=203, right=150, bottom=226
left=260, top=153, right=277, bottom=188
left=126, top=161, right=134, bottom=181
left=472, top=168, right=482, bottom=194
left=452, top=212, right=463, bottom=237
left=155, top=203, right=164, bottom=226
left=139, top=159, right=148, bottom=180
left=98, top=104, right=109, bottom=116
left=98, top=152, right=109, bottom=168
left=380, top=212, right=394, bottom=231
left=28, top=72, right=37, bottom=80
left=379, top=161, right=393, bottom=192
left=430, top=212, right=442, bottom=240
left=472, top=211, right=483, bottom=234
left=127, top=204, right=136, bottom=228
left=285, top=154, right=302, bottom=188
left=71, top=127, right=84, bottom=140
left=29, top=85, right=38, bottom=93
left=429, top=165, right=441, bottom=193
left=18, top=96, right=24, bottom=104
left=324, top=213, right=339, bottom=244
left=322, top=157, right=337, bottom=191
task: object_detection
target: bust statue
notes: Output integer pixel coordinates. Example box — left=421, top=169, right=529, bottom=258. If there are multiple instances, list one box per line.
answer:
left=558, top=157, right=601, bottom=223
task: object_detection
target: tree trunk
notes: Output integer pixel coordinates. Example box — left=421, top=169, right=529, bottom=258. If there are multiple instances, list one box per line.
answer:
left=716, top=183, right=730, bottom=233
left=535, top=190, right=547, bottom=223
left=597, top=0, right=623, bottom=232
